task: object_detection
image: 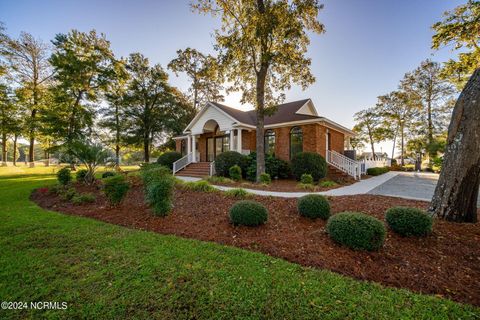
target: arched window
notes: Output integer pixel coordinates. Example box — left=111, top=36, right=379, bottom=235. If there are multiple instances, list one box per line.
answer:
left=290, top=126, right=303, bottom=159
left=264, top=129, right=276, bottom=155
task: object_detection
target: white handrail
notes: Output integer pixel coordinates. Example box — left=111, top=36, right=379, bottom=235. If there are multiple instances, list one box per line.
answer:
left=173, top=152, right=193, bottom=175
left=326, top=150, right=361, bottom=180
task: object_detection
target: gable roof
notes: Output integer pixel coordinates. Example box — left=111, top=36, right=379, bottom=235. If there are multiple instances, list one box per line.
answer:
left=210, top=99, right=320, bottom=126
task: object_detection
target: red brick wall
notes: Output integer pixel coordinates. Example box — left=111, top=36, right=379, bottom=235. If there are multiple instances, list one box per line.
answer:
left=329, top=129, right=345, bottom=154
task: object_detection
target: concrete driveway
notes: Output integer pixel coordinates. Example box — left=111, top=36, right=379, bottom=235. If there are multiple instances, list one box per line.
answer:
left=368, top=172, right=480, bottom=206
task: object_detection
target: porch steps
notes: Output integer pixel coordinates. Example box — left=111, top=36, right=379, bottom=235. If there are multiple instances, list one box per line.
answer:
left=327, top=165, right=355, bottom=183
left=175, top=162, right=211, bottom=177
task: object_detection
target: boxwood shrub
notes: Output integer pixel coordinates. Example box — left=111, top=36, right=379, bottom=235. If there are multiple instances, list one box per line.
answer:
left=385, top=206, right=433, bottom=237
left=103, top=175, right=130, bottom=206
left=326, top=212, right=386, bottom=251
left=245, top=152, right=291, bottom=181
left=297, top=194, right=330, bottom=219
left=300, top=173, right=314, bottom=185
left=366, top=167, right=390, bottom=176
left=157, top=151, right=182, bottom=170
left=215, top=151, right=247, bottom=177
left=57, top=167, right=72, bottom=185
left=291, top=152, right=327, bottom=181
left=229, top=200, right=268, bottom=226
left=145, top=175, right=175, bottom=216
left=259, top=173, right=271, bottom=185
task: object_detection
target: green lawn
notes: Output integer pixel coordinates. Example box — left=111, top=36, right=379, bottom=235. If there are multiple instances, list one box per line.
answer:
left=0, top=166, right=478, bottom=319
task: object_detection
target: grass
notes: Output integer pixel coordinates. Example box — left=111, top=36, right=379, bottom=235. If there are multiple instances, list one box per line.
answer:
left=0, top=166, right=479, bottom=319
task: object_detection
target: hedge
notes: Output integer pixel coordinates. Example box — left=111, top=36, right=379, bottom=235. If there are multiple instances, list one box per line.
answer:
left=385, top=206, right=433, bottom=237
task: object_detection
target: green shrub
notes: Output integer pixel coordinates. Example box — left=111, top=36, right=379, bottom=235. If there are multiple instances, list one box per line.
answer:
left=229, top=165, right=242, bottom=181
left=157, top=151, right=182, bottom=170
left=224, top=188, right=252, bottom=199
left=291, top=152, right=327, bottom=181
left=140, top=164, right=171, bottom=187
left=245, top=152, right=291, bottom=181
left=259, top=173, right=271, bottom=185
left=61, top=187, right=77, bottom=201
left=103, top=175, right=130, bottom=206
left=319, top=180, right=337, bottom=188
left=229, top=200, right=268, bottom=226
left=385, top=207, right=433, bottom=237
left=145, top=175, right=175, bottom=216
left=297, top=194, right=330, bottom=220
left=215, top=151, right=247, bottom=177
left=48, top=184, right=64, bottom=195
left=102, top=171, right=116, bottom=179
left=76, top=169, right=88, bottom=183
left=326, top=212, right=386, bottom=251
left=366, top=167, right=390, bottom=176
left=57, top=167, right=72, bottom=185
left=183, top=180, right=216, bottom=192
left=206, top=176, right=233, bottom=184
left=300, top=173, right=313, bottom=185
left=72, top=193, right=96, bottom=205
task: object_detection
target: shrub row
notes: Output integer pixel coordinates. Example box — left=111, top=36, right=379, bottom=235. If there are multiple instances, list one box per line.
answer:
left=366, top=167, right=390, bottom=176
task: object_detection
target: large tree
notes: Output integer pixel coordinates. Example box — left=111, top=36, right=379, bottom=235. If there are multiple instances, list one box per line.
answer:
left=1, top=32, right=52, bottom=166
left=353, top=107, right=390, bottom=161
left=192, top=0, right=324, bottom=181
left=168, top=48, right=224, bottom=109
left=0, top=84, right=15, bottom=166
left=122, top=53, right=171, bottom=162
left=403, top=60, right=455, bottom=161
left=432, top=0, right=480, bottom=90
left=49, top=30, right=117, bottom=141
left=429, top=68, right=480, bottom=223
left=377, top=90, right=420, bottom=165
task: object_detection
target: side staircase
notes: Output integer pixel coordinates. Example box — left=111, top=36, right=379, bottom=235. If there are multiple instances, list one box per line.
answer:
left=175, top=162, right=210, bottom=177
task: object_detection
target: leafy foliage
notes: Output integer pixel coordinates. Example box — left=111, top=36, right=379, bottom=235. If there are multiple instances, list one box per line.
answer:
left=223, top=188, right=252, bottom=199
left=326, top=212, right=386, bottom=251
left=259, top=173, right=271, bottom=185
left=291, top=152, right=326, bottom=181
left=229, top=200, right=268, bottom=227
left=366, top=167, right=390, bottom=176
left=297, top=195, right=330, bottom=220
left=102, top=171, right=116, bottom=179
left=139, top=164, right=175, bottom=216
left=245, top=152, right=291, bottom=181
left=72, top=193, right=96, bottom=205
left=214, top=151, right=246, bottom=177
left=182, top=180, right=216, bottom=192
left=229, top=165, right=242, bottom=181
left=300, top=173, right=313, bottom=185
left=386, top=207, right=433, bottom=237
left=157, top=151, right=182, bottom=170
left=103, top=175, right=130, bottom=206
left=319, top=180, right=337, bottom=188
left=56, top=167, right=72, bottom=185
left=67, top=139, right=110, bottom=184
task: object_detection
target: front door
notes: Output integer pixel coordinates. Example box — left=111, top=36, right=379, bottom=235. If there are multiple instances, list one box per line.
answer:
left=207, top=135, right=230, bottom=161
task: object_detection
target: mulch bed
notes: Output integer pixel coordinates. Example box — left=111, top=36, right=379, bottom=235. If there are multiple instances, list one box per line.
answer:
left=211, top=177, right=353, bottom=192
left=31, top=181, right=480, bottom=306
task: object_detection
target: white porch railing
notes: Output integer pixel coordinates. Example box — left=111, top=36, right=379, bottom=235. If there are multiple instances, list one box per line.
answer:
left=326, top=150, right=361, bottom=180
left=173, top=152, right=193, bottom=175
left=209, top=161, right=216, bottom=176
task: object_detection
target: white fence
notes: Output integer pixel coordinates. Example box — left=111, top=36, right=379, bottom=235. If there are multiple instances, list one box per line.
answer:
left=360, top=159, right=391, bottom=175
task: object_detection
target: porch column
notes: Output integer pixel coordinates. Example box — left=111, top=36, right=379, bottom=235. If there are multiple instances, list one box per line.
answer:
left=192, top=135, right=197, bottom=162
left=236, top=129, right=242, bottom=153
left=187, top=135, right=192, bottom=154
left=229, top=130, right=235, bottom=151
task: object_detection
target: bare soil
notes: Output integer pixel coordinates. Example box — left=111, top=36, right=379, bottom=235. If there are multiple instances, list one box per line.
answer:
left=31, top=181, right=480, bottom=306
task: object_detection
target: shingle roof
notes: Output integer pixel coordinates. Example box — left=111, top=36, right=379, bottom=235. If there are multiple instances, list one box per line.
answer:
left=210, top=99, right=320, bottom=126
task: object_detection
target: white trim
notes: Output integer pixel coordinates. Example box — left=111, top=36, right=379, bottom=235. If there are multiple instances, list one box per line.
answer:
left=172, top=135, right=188, bottom=140
left=295, top=99, right=318, bottom=116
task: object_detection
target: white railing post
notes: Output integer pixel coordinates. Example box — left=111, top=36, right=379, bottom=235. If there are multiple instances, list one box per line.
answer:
left=172, top=152, right=193, bottom=175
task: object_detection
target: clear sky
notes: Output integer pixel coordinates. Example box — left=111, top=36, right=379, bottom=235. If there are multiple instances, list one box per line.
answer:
left=0, top=0, right=463, bottom=154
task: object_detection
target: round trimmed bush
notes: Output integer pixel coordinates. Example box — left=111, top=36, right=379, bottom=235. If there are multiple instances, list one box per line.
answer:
left=385, top=206, right=433, bottom=237
left=297, top=194, right=330, bottom=219
left=259, top=173, right=271, bottom=184
left=229, top=200, right=268, bottom=226
left=76, top=169, right=88, bottom=182
left=215, top=151, right=247, bottom=177
left=102, top=171, right=116, bottom=179
left=326, top=212, right=386, bottom=251
left=291, top=152, right=327, bottom=181
left=300, top=173, right=313, bottom=185
left=157, top=151, right=182, bottom=170
left=57, top=167, right=72, bottom=185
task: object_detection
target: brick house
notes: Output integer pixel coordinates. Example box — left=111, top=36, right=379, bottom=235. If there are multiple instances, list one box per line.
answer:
left=173, top=99, right=359, bottom=179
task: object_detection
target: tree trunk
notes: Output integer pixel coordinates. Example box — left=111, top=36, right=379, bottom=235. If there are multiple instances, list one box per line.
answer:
left=429, top=68, right=480, bottom=223
left=13, top=134, right=18, bottom=166
left=144, top=134, right=150, bottom=163
left=115, top=104, right=120, bottom=168
left=391, top=126, right=398, bottom=161
left=255, top=66, right=268, bottom=182
left=1, top=132, right=7, bottom=166
left=400, top=124, right=405, bottom=166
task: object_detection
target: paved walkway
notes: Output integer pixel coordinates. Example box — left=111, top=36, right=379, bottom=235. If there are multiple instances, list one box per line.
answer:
left=177, top=172, right=401, bottom=198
